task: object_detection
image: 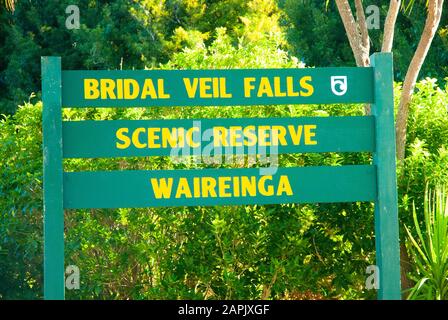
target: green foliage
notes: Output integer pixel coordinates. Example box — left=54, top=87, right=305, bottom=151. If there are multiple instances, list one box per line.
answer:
left=0, top=101, right=43, bottom=299
left=394, top=77, right=448, bottom=300
left=0, top=0, right=282, bottom=115
left=405, top=186, right=448, bottom=300
left=398, top=78, right=448, bottom=222
left=282, top=0, right=356, bottom=67
left=2, top=0, right=447, bottom=114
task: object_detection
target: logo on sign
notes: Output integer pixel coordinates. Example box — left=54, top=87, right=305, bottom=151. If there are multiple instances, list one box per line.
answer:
left=331, top=76, right=348, bottom=96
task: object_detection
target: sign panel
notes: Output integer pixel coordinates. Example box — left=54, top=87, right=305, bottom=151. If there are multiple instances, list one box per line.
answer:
left=62, top=116, right=375, bottom=158
left=61, top=68, right=374, bottom=107
left=63, top=165, right=377, bottom=209
left=42, top=53, right=401, bottom=300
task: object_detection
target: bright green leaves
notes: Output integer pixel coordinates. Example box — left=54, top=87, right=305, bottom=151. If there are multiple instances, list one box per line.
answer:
left=405, top=186, right=448, bottom=300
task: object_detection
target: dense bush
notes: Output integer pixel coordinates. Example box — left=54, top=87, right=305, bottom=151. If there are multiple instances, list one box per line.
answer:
left=405, top=185, right=448, bottom=300
left=2, top=0, right=448, bottom=114
left=398, top=78, right=448, bottom=223
left=0, top=0, right=282, bottom=114
left=0, top=100, right=43, bottom=299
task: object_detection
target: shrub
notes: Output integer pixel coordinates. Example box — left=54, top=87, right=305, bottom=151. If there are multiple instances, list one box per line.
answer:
left=405, top=186, right=448, bottom=300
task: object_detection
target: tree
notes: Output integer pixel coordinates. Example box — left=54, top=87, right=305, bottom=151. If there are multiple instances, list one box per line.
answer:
left=333, top=0, right=445, bottom=161
left=334, top=0, right=371, bottom=67
left=282, top=1, right=448, bottom=82
left=395, top=1, right=445, bottom=160
left=332, top=0, right=445, bottom=296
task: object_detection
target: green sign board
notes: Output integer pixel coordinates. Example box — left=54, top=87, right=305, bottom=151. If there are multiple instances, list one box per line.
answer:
left=41, top=53, right=401, bottom=300
left=61, top=68, right=374, bottom=107
left=63, top=116, right=375, bottom=158
left=64, top=165, right=376, bottom=209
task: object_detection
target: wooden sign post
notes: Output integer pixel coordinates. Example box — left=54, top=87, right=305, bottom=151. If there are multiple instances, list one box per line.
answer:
left=41, top=53, right=401, bottom=300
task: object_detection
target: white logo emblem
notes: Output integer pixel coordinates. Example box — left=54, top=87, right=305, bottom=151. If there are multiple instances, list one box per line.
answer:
left=331, top=76, right=348, bottom=96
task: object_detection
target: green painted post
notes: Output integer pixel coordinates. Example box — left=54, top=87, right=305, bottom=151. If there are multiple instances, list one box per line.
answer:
left=42, top=57, right=65, bottom=300
left=370, top=53, right=401, bottom=300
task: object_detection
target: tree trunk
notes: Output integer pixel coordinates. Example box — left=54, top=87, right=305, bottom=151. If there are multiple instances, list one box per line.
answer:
left=354, top=0, right=370, bottom=65
left=335, top=0, right=370, bottom=67
left=395, top=0, right=444, bottom=161
left=400, top=242, right=414, bottom=297
left=335, top=0, right=371, bottom=113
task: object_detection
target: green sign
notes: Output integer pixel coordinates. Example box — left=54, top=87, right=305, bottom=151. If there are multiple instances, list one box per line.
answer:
left=64, top=166, right=376, bottom=209
left=62, top=68, right=374, bottom=107
left=42, top=53, right=401, bottom=300
left=63, top=116, right=375, bottom=158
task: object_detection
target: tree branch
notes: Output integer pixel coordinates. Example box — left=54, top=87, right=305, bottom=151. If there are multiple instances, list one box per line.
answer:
left=382, top=0, right=401, bottom=52
left=355, top=0, right=370, bottom=66
left=335, top=0, right=365, bottom=66
left=395, top=0, right=444, bottom=160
